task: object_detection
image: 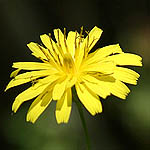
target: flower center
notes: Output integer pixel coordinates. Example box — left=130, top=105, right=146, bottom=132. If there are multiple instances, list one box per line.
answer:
left=63, top=53, right=76, bottom=75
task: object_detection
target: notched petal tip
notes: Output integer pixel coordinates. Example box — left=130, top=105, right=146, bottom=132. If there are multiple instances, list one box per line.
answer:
left=55, top=90, right=72, bottom=124
left=40, top=34, right=50, bottom=46
left=27, top=42, right=37, bottom=49
left=40, top=34, right=47, bottom=38
left=90, top=106, right=103, bottom=116
left=93, top=26, right=103, bottom=33
left=138, top=55, right=143, bottom=66
left=26, top=115, right=36, bottom=124
left=55, top=109, right=71, bottom=124
left=26, top=110, right=38, bottom=124
left=56, top=118, right=69, bottom=124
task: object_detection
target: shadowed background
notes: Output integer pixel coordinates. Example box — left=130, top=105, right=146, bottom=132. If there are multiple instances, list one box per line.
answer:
left=1, top=0, right=150, bottom=149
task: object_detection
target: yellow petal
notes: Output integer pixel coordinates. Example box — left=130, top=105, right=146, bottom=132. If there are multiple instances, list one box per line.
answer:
left=5, top=69, right=57, bottom=91
left=40, top=34, right=63, bottom=61
left=5, top=76, right=37, bottom=91
left=85, top=44, right=123, bottom=65
left=93, top=75, right=130, bottom=99
left=85, top=74, right=130, bottom=99
left=82, top=75, right=111, bottom=99
left=107, top=53, right=142, bottom=66
left=15, top=69, right=57, bottom=80
left=84, top=26, right=103, bottom=52
left=13, top=62, right=52, bottom=70
left=10, top=69, right=21, bottom=78
left=110, top=80, right=130, bottom=99
left=40, top=34, right=54, bottom=51
left=26, top=91, right=52, bottom=123
left=112, top=67, right=140, bottom=85
left=54, top=29, right=67, bottom=54
left=66, top=76, right=77, bottom=89
left=52, top=77, right=68, bottom=100
left=75, top=26, right=103, bottom=69
left=27, top=42, right=48, bottom=60
left=66, top=31, right=77, bottom=58
left=75, top=83, right=102, bottom=115
left=12, top=75, right=59, bottom=112
left=83, top=60, right=115, bottom=74
left=12, top=84, right=48, bottom=113
left=55, top=88, right=72, bottom=124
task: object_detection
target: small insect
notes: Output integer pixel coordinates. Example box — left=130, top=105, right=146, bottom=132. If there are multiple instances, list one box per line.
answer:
left=30, top=76, right=38, bottom=86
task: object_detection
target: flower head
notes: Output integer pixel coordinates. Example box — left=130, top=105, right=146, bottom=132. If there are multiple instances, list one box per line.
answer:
left=6, top=26, right=142, bottom=124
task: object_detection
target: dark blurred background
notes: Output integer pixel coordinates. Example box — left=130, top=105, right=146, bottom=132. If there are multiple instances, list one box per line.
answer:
left=1, top=0, right=150, bottom=150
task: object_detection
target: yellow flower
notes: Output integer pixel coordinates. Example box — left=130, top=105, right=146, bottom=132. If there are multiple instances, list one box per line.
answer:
left=5, top=26, right=142, bottom=124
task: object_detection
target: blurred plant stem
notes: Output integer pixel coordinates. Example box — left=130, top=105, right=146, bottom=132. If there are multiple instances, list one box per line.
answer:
left=72, top=87, right=91, bottom=150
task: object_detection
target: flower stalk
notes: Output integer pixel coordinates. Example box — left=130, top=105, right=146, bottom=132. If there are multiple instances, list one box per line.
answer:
left=72, top=87, right=91, bottom=150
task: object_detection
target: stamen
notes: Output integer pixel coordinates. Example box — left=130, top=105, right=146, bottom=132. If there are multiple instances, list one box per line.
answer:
left=31, top=79, right=38, bottom=86
left=48, top=34, right=62, bottom=63
left=57, top=29, right=61, bottom=48
left=85, top=31, right=89, bottom=48
left=75, top=31, right=78, bottom=50
left=87, top=37, right=99, bottom=53
left=38, top=57, right=48, bottom=63
left=64, top=28, right=69, bottom=53
left=41, top=44, right=53, bottom=61
left=78, top=26, right=83, bottom=47
left=83, top=31, right=89, bottom=58
left=63, top=53, right=75, bottom=74
left=57, top=54, right=63, bottom=66
left=83, top=46, right=87, bottom=59
left=36, top=34, right=62, bottom=70
left=36, top=44, right=50, bottom=61
left=50, top=32, right=64, bottom=58
left=48, top=33, right=57, bottom=56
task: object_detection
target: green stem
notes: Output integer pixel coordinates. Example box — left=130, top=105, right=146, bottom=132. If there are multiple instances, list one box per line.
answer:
left=72, top=87, right=91, bottom=150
